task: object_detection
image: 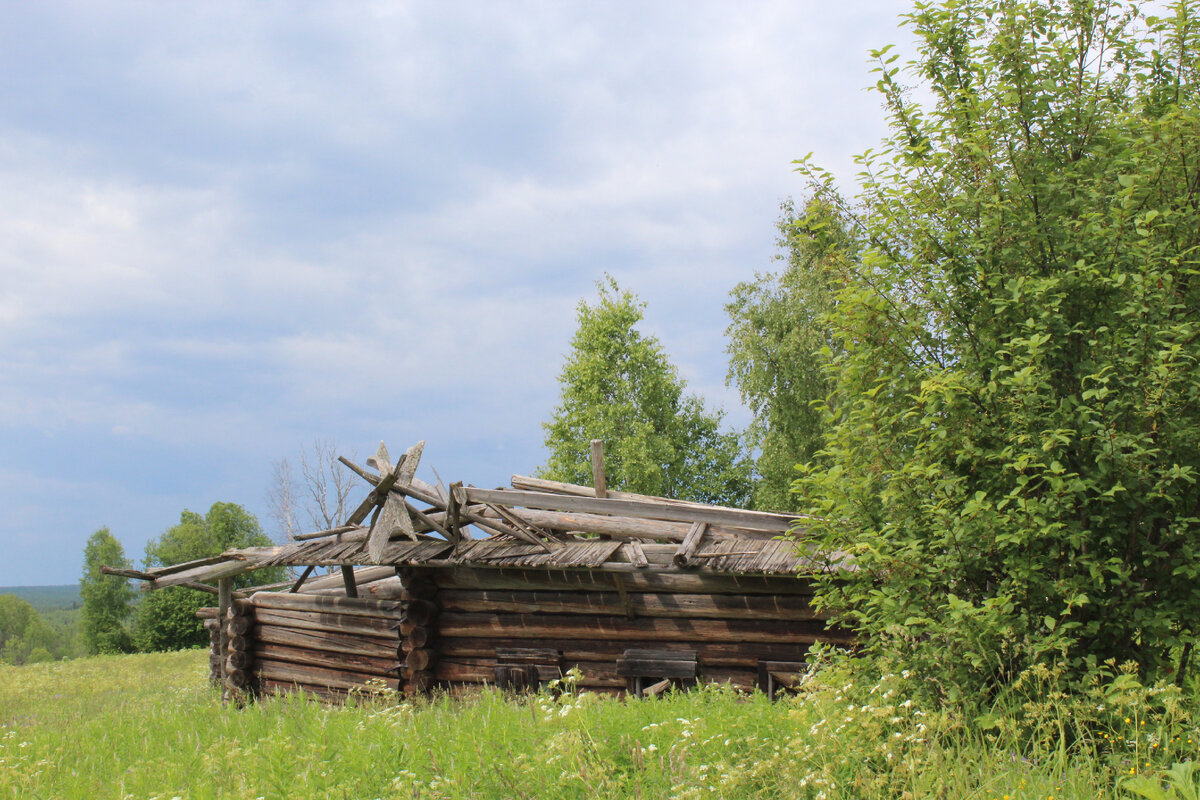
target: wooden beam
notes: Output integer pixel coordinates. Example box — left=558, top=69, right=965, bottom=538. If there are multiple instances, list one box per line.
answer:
left=673, top=522, right=708, bottom=568
left=463, top=488, right=797, bottom=533
left=250, top=591, right=403, bottom=617
left=288, top=565, right=316, bottom=593
left=341, top=566, right=359, bottom=598
left=435, top=589, right=822, bottom=621
left=438, top=611, right=851, bottom=644
left=590, top=440, right=607, bottom=498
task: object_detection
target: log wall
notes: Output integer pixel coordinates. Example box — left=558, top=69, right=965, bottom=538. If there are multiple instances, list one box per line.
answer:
left=420, top=566, right=840, bottom=695
left=210, top=566, right=840, bottom=700
left=247, top=590, right=405, bottom=698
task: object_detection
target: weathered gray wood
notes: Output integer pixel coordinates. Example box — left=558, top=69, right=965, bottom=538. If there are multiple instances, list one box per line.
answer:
left=252, top=608, right=400, bottom=639
left=590, top=440, right=607, bottom=498
left=435, top=588, right=822, bottom=621
left=429, top=566, right=815, bottom=596
left=254, top=643, right=400, bottom=677
left=256, top=659, right=399, bottom=693
left=464, top=488, right=796, bottom=533
left=509, top=475, right=807, bottom=526
left=254, top=624, right=400, bottom=659
left=250, top=591, right=403, bottom=617
left=293, top=525, right=361, bottom=542
left=626, top=541, right=649, bottom=568
left=370, top=493, right=415, bottom=560
left=150, top=558, right=259, bottom=590
left=673, top=522, right=708, bottom=568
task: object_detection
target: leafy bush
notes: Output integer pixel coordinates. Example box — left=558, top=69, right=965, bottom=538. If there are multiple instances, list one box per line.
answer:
left=800, top=0, right=1200, bottom=697
left=133, top=587, right=210, bottom=653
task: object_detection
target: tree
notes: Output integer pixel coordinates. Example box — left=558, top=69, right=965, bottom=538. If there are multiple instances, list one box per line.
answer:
left=540, top=277, right=752, bottom=506
left=0, top=595, right=59, bottom=664
left=799, top=0, right=1200, bottom=696
left=79, top=527, right=135, bottom=655
left=726, top=198, right=853, bottom=511
left=136, top=502, right=283, bottom=652
left=266, top=440, right=358, bottom=541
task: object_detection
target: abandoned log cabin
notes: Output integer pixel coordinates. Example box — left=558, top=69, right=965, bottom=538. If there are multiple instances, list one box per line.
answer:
left=108, top=440, right=850, bottom=699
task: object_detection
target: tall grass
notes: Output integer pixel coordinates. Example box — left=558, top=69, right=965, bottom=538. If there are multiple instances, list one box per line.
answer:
left=1, top=651, right=1198, bottom=799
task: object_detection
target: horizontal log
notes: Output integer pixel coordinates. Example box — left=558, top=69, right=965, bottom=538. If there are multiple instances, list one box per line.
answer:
left=434, top=636, right=812, bottom=669
left=254, top=623, right=401, bottom=659
left=438, top=612, right=850, bottom=645
left=435, top=658, right=622, bottom=688
left=436, top=589, right=822, bottom=621
left=434, top=657, right=758, bottom=691
left=430, top=566, right=814, bottom=596
left=228, top=617, right=254, bottom=636
left=228, top=634, right=252, bottom=652
left=253, top=609, right=400, bottom=640
left=197, top=607, right=219, bottom=620
left=257, top=658, right=400, bottom=693
left=250, top=591, right=403, bottom=618
left=463, top=487, right=797, bottom=534
left=254, top=643, right=400, bottom=677
left=298, top=566, right=397, bottom=593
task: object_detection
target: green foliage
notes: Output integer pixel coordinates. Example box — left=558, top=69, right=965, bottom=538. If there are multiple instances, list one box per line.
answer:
left=540, top=277, right=752, bottom=505
left=79, top=527, right=135, bottom=655
left=799, top=0, right=1200, bottom=696
left=726, top=198, right=854, bottom=511
left=0, top=595, right=66, bottom=665
left=132, top=587, right=211, bottom=653
left=5, top=650, right=1200, bottom=798
left=136, top=502, right=283, bottom=652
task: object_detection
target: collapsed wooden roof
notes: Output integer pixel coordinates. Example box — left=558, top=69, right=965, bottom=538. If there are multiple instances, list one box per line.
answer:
left=109, top=440, right=844, bottom=594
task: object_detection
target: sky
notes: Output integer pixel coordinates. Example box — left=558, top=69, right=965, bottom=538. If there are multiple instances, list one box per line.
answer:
left=0, top=1, right=916, bottom=586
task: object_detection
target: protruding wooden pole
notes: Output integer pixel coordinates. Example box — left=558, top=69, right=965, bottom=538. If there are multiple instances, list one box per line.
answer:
left=590, top=440, right=607, bottom=498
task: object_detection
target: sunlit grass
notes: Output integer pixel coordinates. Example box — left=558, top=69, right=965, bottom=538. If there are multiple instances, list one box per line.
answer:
left=1, top=651, right=1198, bottom=798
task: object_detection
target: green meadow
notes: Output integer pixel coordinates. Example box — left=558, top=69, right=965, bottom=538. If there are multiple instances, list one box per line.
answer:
left=2, top=650, right=1199, bottom=799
